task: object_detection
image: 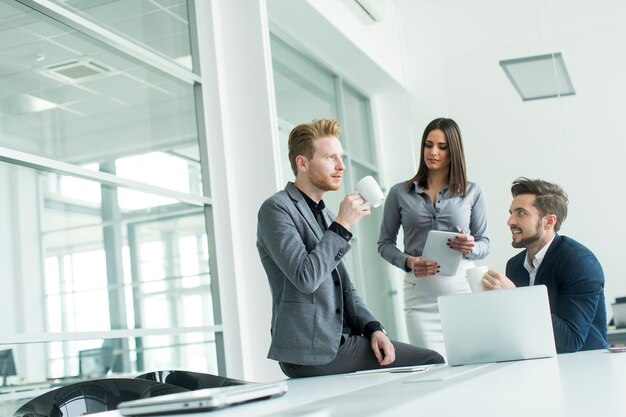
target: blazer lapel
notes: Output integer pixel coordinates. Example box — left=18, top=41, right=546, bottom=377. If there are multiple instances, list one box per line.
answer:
left=534, top=234, right=561, bottom=286
left=285, top=182, right=324, bottom=240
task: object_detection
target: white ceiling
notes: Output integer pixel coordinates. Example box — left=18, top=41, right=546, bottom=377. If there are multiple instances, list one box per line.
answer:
left=0, top=0, right=195, bottom=164
left=394, top=0, right=626, bottom=123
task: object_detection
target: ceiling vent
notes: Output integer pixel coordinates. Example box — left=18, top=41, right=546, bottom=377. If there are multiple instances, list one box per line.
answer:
left=43, top=59, right=112, bottom=83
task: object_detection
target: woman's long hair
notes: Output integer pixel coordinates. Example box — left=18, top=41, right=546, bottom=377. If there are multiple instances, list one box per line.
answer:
left=406, top=118, right=467, bottom=197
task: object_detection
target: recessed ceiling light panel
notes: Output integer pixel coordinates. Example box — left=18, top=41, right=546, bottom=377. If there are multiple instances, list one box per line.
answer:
left=499, top=53, right=575, bottom=101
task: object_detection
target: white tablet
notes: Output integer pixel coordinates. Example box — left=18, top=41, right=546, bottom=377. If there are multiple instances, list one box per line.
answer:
left=421, top=230, right=463, bottom=276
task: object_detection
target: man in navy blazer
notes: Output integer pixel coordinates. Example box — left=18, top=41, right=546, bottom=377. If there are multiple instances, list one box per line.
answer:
left=483, top=178, right=608, bottom=353
left=257, top=119, right=443, bottom=377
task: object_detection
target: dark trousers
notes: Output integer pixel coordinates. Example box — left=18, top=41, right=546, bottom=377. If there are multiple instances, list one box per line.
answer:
left=279, top=335, right=444, bottom=378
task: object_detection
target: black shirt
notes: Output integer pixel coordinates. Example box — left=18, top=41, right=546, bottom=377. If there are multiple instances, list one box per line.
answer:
left=299, top=191, right=352, bottom=241
left=297, top=189, right=382, bottom=337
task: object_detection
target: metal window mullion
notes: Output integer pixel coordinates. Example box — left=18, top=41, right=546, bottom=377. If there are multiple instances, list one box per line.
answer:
left=127, top=222, right=145, bottom=372
left=334, top=76, right=352, bottom=181
left=0, top=146, right=211, bottom=207
left=335, top=77, right=366, bottom=293
left=360, top=93, right=379, bottom=171
left=1, top=326, right=225, bottom=345
left=99, top=161, right=131, bottom=373
left=349, top=158, right=378, bottom=175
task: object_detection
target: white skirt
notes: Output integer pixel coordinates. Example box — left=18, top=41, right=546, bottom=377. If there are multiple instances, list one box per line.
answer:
left=404, top=260, right=474, bottom=358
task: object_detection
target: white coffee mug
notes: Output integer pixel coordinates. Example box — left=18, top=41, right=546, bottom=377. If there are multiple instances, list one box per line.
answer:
left=466, top=266, right=488, bottom=292
left=355, top=176, right=385, bottom=208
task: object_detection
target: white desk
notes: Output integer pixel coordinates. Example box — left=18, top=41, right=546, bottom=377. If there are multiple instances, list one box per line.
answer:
left=68, top=350, right=626, bottom=416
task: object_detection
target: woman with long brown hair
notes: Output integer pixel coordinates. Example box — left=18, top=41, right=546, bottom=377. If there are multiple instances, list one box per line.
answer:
left=378, top=118, right=489, bottom=357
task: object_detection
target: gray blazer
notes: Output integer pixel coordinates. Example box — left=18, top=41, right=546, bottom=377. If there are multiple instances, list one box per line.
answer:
left=257, top=182, right=377, bottom=365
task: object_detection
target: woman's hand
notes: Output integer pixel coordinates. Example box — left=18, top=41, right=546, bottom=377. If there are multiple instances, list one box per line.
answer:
left=406, top=255, right=439, bottom=277
left=447, top=231, right=475, bottom=255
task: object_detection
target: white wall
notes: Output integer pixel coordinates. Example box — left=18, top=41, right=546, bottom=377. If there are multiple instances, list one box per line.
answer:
left=305, top=0, right=406, bottom=86
left=0, top=165, right=19, bottom=335
left=268, top=0, right=406, bottom=93
left=394, top=0, right=626, bottom=315
left=0, top=164, right=48, bottom=382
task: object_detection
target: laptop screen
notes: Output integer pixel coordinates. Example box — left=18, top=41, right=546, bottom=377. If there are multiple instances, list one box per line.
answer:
left=438, top=285, right=557, bottom=366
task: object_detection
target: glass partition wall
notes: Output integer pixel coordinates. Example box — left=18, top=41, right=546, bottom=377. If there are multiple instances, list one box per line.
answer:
left=0, top=0, right=222, bottom=395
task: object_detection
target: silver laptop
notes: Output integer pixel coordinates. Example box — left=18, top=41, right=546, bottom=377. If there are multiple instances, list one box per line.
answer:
left=438, top=285, right=557, bottom=366
left=117, top=380, right=288, bottom=416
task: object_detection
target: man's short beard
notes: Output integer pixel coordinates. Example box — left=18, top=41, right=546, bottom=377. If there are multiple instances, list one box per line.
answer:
left=512, top=233, right=540, bottom=248
left=511, top=219, right=542, bottom=249
left=310, top=172, right=340, bottom=192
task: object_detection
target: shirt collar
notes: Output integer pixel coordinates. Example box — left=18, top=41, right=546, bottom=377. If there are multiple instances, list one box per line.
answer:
left=298, top=188, right=325, bottom=215
left=413, top=181, right=450, bottom=193
left=523, top=235, right=555, bottom=273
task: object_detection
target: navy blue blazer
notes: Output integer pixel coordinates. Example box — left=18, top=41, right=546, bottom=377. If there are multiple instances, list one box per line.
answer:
left=506, top=235, right=608, bottom=353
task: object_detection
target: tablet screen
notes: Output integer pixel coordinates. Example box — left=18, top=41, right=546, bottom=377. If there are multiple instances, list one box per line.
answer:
left=421, top=230, right=462, bottom=276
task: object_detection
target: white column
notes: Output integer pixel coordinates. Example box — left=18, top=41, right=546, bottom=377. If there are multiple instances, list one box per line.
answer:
left=193, top=0, right=284, bottom=381
left=0, top=164, right=48, bottom=382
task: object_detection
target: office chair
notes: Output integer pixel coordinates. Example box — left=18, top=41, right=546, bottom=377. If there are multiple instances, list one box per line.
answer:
left=13, top=378, right=187, bottom=417
left=135, top=370, right=248, bottom=390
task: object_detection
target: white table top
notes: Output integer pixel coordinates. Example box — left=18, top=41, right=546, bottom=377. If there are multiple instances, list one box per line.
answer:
left=42, top=349, right=626, bottom=417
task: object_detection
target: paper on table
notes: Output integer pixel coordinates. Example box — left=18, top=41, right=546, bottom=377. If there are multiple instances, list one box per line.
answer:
left=348, top=365, right=429, bottom=376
